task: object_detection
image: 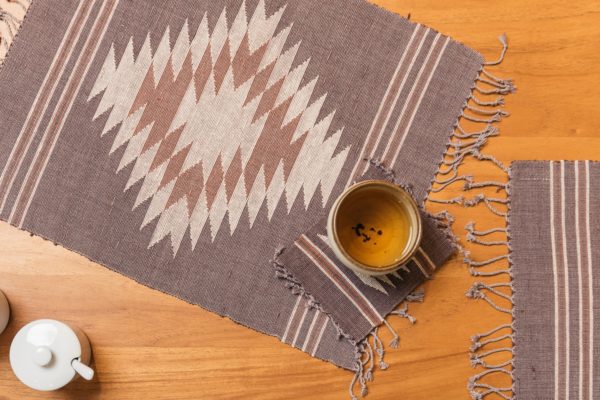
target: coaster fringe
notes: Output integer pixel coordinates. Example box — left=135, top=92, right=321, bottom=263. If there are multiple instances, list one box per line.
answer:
left=272, top=247, right=358, bottom=344
left=382, top=319, right=400, bottom=348
left=406, top=288, right=425, bottom=302
left=275, top=245, right=422, bottom=400
left=348, top=299, right=420, bottom=398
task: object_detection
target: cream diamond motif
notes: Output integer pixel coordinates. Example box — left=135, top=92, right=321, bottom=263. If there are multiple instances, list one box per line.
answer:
left=88, top=0, right=350, bottom=254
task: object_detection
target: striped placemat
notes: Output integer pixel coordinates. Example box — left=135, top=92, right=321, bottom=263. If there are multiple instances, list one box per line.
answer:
left=510, top=161, right=599, bottom=399
left=0, top=0, right=518, bottom=397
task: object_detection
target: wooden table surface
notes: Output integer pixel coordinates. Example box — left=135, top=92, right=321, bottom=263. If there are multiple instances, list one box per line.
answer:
left=1, top=0, right=599, bottom=399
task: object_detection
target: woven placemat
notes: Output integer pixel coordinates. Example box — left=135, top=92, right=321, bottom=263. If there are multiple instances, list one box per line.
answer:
left=0, top=0, right=517, bottom=397
left=509, top=161, right=599, bottom=399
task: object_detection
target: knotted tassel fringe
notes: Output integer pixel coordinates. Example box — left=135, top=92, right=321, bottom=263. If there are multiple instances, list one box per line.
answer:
left=348, top=301, right=418, bottom=398
left=424, top=33, right=515, bottom=400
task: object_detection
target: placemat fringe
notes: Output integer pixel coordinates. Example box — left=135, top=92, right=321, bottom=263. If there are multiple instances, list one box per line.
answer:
left=468, top=368, right=513, bottom=400
left=366, top=157, right=462, bottom=253
left=469, top=268, right=510, bottom=278
left=466, top=282, right=512, bottom=314
left=483, top=34, right=508, bottom=66
left=464, top=253, right=509, bottom=268
left=464, top=180, right=514, bottom=399
left=471, top=95, right=505, bottom=107
left=471, top=347, right=513, bottom=368
left=465, top=104, right=509, bottom=117
left=426, top=33, right=515, bottom=399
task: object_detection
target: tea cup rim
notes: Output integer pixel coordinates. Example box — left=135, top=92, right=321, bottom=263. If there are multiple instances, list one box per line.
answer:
left=326, top=179, right=423, bottom=276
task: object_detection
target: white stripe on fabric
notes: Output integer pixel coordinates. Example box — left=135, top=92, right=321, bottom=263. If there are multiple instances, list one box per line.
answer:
left=359, top=26, right=430, bottom=176
left=584, top=160, right=594, bottom=399
left=560, top=160, right=570, bottom=399
left=302, top=310, right=320, bottom=352
left=12, top=0, right=121, bottom=227
left=418, top=246, right=436, bottom=270
left=0, top=0, right=93, bottom=211
left=282, top=295, right=302, bottom=343
left=296, top=236, right=382, bottom=325
left=311, top=318, right=329, bottom=357
left=411, top=256, right=429, bottom=278
left=389, top=36, right=450, bottom=166
left=550, top=161, right=560, bottom=400
left=291, top=305, right=309, bottom=348
left=575, top=161, right=584, bottom=400
left=344, top=24, right=424, bottom=187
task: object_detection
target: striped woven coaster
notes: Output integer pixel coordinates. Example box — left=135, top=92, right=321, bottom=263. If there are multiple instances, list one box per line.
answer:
left=275, top=163, right=456, bottom=350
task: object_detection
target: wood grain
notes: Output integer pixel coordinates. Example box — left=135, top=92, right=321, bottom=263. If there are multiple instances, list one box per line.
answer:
left=1, top=1, right=599, bottom=398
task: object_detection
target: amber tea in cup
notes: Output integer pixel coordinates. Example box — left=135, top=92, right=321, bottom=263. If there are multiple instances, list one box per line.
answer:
left=327, top=180, right=422, bottom=276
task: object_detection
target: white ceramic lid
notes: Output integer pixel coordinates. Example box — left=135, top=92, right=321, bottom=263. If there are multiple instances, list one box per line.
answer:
left=10, top=319, right=82, bottom=391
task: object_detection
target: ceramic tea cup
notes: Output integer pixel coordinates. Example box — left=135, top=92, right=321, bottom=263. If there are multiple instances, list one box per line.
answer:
left=327, top=180, right=422, bottom=276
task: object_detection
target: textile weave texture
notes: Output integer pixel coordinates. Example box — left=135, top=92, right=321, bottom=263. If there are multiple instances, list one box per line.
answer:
left=0, top=0, right=482, bottom=370
left=510, top=161, right=599, bottom=399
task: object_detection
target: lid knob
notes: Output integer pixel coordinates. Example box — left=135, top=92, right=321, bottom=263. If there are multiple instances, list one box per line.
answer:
left=32, top=346, right=53, bottom=367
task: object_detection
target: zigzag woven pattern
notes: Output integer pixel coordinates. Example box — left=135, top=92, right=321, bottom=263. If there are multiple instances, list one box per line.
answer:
left=89, top=1, right=349, bottom=252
